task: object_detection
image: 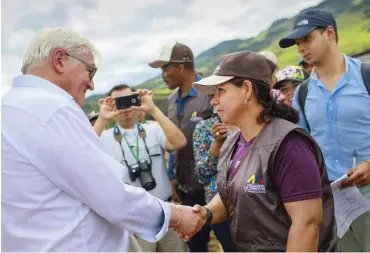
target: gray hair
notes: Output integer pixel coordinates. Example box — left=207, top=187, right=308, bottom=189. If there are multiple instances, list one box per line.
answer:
left=21, top=27, right=101, bottom=74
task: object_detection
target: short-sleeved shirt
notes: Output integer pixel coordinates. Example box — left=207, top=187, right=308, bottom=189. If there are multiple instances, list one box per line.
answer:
left=229, top=131, right=323, bottom=202
left=100, top=123, right=172, bottom=201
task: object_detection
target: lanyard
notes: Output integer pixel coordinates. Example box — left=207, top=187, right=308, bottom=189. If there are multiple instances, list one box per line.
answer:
left=122, top=133, right=139, bottom=160
left=113, top=124, right=152, bottom=164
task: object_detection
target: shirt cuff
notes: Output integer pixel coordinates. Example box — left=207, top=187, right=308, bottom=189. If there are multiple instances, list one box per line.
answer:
left=138, top=198, right=170, bottom=242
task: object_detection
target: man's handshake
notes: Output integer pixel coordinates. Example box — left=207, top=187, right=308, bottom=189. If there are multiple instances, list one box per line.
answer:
left=169, top=204, right=208, bottom=240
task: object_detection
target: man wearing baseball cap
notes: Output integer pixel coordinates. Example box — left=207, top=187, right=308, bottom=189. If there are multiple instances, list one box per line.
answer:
left=149, top=43, right=212, bottom=252
left=279, top=9, right=338, bottom=48
left=280, top=9, right=370, bottom=252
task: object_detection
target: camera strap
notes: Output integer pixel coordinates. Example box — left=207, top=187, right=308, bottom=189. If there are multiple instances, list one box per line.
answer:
left=136, top=122, right=153, bottom=164
left=113, top=123, right=152, bottom=165
left=122, top=132, right=139, bottom=160
left=113, top=125, right=131, bottom=169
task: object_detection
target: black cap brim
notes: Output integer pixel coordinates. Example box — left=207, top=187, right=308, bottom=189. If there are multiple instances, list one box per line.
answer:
left=279, top=25, right=317, bottom=48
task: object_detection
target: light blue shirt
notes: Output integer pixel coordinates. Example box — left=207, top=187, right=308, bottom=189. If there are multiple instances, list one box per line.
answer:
left=293, top=56, right=370, bottom=182
left=1, top=75, right=170, bottom=251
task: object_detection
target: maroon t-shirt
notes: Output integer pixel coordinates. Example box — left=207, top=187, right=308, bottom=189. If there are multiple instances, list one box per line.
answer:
left=229, top=131, right=323, bottom=202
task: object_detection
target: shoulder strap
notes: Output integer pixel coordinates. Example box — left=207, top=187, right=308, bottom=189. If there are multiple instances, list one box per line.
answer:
left=113, top=124, right=123, bottom=142
left=361, top=62, right=370, bottom=96
left=297, top=79, right=311, bottom=132
left=296, top=62, right=370, bottom=133
left=136, top=122, right=153, bottom=164
left=136, top=122, right=146, bottom=139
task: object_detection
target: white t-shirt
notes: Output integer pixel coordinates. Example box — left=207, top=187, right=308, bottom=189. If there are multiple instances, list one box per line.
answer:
left=101, top=123, right=172, bottom=201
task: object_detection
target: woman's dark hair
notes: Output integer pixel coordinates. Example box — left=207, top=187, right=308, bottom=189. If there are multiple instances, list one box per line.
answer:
left=230, top=77, right=299, bottom=124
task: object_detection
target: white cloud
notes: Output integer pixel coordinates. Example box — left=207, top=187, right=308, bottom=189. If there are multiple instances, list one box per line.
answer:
left=1, top=0, right=323, bottom=97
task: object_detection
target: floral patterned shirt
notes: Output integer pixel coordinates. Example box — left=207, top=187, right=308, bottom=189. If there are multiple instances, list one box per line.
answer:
left=193, top=117, right=219, bottom=203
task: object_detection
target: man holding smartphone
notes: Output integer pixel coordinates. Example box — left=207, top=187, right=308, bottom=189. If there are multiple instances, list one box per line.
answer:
left=94, top=84, right=189, bottom=252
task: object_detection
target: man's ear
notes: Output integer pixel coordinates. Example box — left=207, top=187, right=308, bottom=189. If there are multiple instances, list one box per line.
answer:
left=177, top=64, right=185, bottom=73
left=326, top=26, right=337, bottom=42
left=50, top=49, right=66, bottom=75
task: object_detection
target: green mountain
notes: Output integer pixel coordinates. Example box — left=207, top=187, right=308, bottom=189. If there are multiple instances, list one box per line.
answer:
left=83, top=0, right=370, bottom=115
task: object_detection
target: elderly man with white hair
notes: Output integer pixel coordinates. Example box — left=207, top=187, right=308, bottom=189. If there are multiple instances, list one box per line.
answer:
left=1, top=28, right=202, bottom=252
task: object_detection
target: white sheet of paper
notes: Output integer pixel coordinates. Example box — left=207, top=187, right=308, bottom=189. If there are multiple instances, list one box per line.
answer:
left=331, top=174, right=370, bottom=238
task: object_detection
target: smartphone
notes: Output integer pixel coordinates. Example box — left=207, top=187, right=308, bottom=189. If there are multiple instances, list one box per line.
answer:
left=212, top=112, right=222, bottom=122
left=115, top=94, right=141, bottom=109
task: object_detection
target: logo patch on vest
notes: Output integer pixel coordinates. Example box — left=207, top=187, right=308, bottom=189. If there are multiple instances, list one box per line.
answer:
left=244, top=174, right=266, bottom=194
left=190, top=111, right=203, bottom=122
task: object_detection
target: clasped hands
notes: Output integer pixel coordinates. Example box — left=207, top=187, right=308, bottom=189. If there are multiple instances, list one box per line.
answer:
left=169, top=204, right=208, bottom=240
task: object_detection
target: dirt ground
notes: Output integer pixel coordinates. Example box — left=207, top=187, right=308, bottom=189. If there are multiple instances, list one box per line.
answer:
left=208, top=230, right=223, bottom=252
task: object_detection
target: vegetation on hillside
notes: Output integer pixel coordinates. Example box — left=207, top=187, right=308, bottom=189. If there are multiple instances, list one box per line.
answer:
left=83, top=0, right=370, bottom=116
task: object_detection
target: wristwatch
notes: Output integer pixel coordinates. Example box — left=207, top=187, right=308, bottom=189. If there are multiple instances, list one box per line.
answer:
left=204, top=207, right=213, bottom=227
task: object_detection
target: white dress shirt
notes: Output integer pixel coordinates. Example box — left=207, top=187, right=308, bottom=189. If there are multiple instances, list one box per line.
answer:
left=1, top=75, right=170, bottom=252
left=100, top=124, right=172, bottom=201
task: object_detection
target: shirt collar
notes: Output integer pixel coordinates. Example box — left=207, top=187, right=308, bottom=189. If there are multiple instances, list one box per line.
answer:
left=12, top=74, right=74, bottom=100
left=310, top=54, right=349, bottom=81
left=176, top=86, right=198, bottom=102
left=118, top=124, right=138, bottom=136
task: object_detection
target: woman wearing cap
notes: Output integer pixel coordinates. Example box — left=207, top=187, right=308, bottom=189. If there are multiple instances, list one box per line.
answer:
left=274, top=65, right=305, bottom=106
left=183, top=51, right=336, bottom=252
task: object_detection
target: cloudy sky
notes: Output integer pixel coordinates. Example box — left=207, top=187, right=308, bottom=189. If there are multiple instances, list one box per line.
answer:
left=2, top=0, right=322, bottom=97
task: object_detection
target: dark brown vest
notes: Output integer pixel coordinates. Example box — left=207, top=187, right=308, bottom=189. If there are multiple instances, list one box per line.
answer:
left=217, top=118, right=337, bottom=252
left=167, top=87, right=213, bottom=191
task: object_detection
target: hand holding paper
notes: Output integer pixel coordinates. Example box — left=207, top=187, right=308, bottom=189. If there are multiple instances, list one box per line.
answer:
left=331, top=175, right=370, bottom=238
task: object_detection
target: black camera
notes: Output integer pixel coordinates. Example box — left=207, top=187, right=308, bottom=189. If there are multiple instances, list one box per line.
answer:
left=115, top=94, right=141, bottom=109
left=128, top=159, right=156, bottom=191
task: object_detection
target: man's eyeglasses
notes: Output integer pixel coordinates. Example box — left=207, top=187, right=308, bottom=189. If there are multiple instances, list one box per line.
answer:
left=65, top=52, right=97, bottom=80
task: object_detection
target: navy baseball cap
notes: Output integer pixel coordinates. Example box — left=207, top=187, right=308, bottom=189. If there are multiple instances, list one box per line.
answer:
left=279, top=9, right=337, bottom=48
